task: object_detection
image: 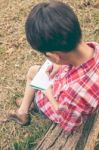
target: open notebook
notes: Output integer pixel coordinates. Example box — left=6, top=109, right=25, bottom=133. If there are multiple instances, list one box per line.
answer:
left=30, top=59, right=53, bottom=90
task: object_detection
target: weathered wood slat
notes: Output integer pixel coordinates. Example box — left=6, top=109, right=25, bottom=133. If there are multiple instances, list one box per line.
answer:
left=35, top=110, right=99, bottom=150
left=84, top=111, right=99, bottom=150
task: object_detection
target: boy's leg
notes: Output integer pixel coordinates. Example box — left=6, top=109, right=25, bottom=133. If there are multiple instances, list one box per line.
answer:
left=8, top=65, right=40, bottom=125
left=18, top=65, right=40, bottom=114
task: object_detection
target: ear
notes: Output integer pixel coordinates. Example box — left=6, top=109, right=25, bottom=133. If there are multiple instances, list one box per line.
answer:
left=46, top=52, right=61, bottom=64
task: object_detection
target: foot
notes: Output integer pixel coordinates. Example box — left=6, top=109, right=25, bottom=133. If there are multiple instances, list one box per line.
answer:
left=7, top=110, right=31, bottom=126
left=15, top=98, right=34, bottom=111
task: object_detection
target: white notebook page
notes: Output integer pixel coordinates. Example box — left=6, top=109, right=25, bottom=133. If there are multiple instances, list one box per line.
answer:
left=30, top=59, right=53, bottom=90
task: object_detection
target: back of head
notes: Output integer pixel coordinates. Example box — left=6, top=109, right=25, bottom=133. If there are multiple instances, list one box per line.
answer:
left=25, top=1, right=82, bottom=53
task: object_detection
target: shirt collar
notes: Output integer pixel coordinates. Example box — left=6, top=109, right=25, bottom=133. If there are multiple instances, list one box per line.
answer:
left=56, top=42, right=99, bottom=80
left=70, top=42, right=99, bottom=73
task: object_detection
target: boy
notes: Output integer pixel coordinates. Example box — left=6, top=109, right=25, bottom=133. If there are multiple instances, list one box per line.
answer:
left=8, top=1, right=99, bottom=133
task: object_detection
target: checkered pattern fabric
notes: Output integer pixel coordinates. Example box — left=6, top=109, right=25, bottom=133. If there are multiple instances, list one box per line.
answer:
left=36, top=42, right=99, bottom=132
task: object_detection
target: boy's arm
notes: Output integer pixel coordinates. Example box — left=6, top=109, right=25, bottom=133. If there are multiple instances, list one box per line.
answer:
left=44, top=86, right=59, bottom=110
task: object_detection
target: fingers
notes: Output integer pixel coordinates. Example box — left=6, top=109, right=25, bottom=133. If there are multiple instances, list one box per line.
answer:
left=46, top=64, right=60, bottom=79
left=46, top=65, right=53, bottom=76
left=49, top=68, right=58, bottom=79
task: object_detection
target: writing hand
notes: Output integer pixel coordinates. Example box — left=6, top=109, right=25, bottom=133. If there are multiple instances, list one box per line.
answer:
left=46, top=64, right=61, bottom=79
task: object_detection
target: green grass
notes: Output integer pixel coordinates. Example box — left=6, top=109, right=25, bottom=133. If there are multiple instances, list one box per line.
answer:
left=0, top=47, right=5, bottom=54
left=95, top=142, right=99, bottom=150
left=95, top=134, right=99, bottom=150
left=9, top=116, right=51, bottom=150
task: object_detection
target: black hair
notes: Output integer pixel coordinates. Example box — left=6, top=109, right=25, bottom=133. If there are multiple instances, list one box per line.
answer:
left=25, top=1, right=82, bottom=53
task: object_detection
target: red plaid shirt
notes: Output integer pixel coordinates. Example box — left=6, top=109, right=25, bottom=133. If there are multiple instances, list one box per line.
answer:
left=36, top=42, right=99, bottom=132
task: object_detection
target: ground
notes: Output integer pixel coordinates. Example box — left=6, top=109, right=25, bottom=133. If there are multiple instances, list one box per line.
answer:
left=0, top=0, right=99, bottom=150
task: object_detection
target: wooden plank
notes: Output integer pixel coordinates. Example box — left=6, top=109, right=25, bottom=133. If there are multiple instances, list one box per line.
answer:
left=84, top=110, right=99, bottom=150
left=35, top=110, right=99, bottom=150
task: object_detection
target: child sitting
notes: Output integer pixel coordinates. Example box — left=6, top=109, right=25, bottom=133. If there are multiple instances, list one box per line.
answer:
left=8, top=1, right=99, bottom=133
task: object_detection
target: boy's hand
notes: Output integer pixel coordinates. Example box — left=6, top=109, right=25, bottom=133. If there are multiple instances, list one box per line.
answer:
left=46, top=64, right=61, bottom=79
left=43, top=86, right=59, bottom=110
left=44, top=85, right=53, bottom=99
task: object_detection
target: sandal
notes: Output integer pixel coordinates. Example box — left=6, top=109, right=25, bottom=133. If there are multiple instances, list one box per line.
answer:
left=7, top=110, right=31, bottom=126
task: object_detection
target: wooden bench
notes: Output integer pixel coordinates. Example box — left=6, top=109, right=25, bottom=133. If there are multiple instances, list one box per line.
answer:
left=35, top=110, right=99, bottom=150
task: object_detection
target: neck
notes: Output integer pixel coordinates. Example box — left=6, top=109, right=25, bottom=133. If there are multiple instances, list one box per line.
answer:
left=69, top=42, right=94, bottom=67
